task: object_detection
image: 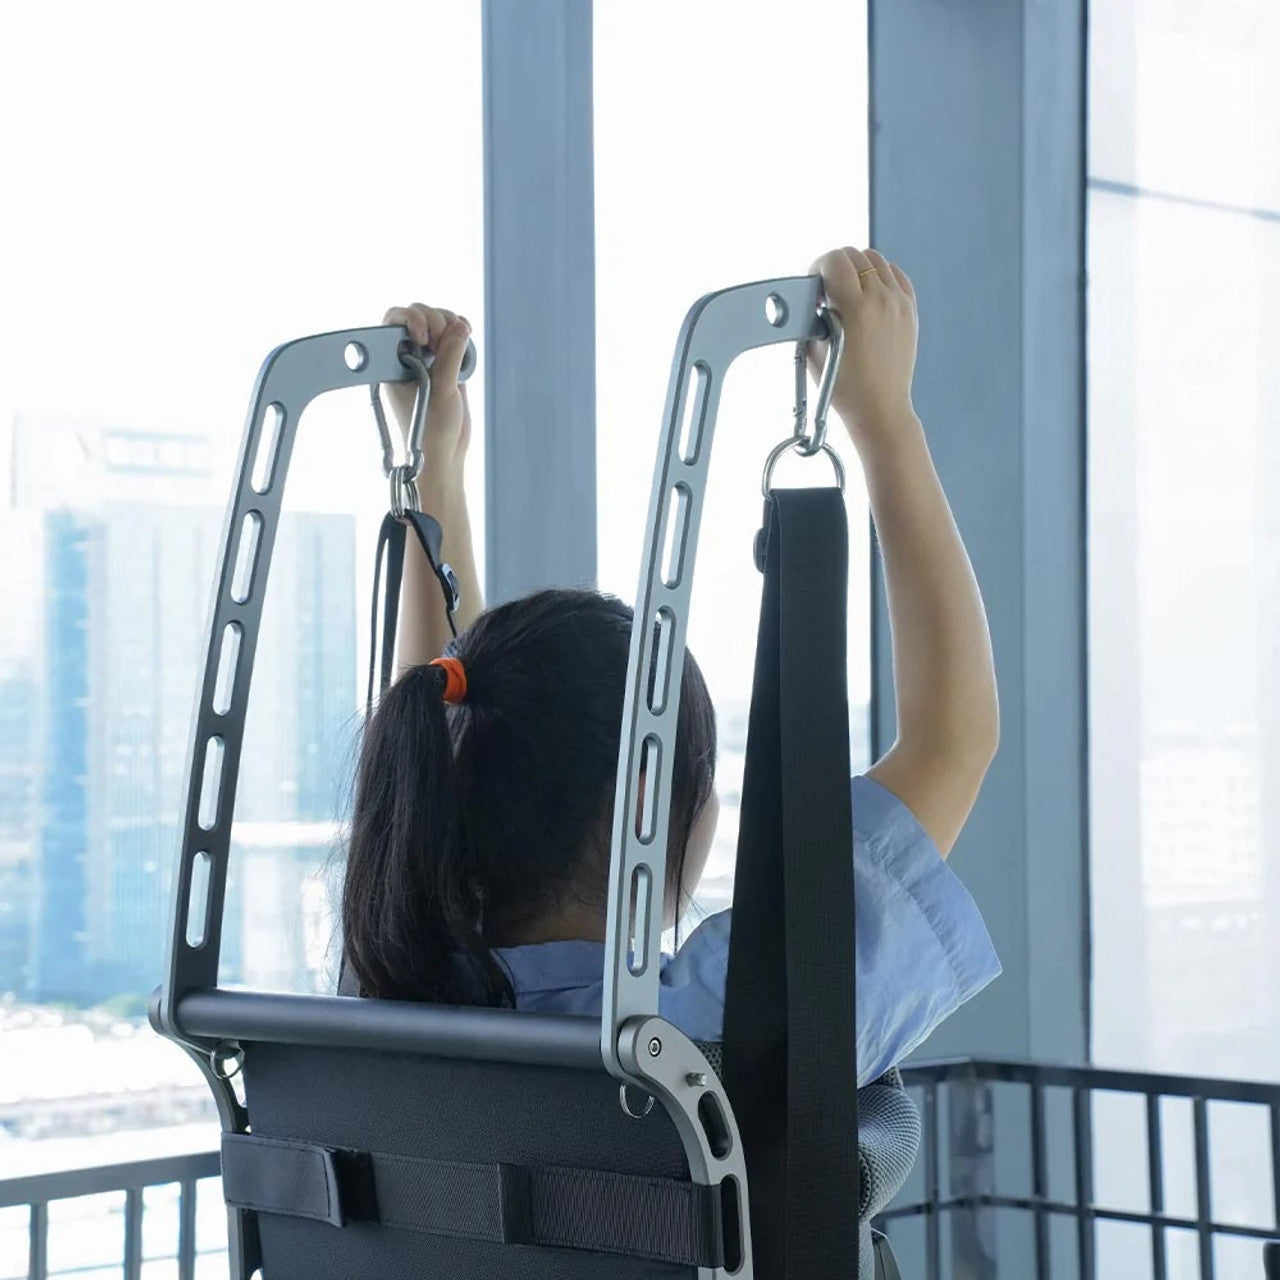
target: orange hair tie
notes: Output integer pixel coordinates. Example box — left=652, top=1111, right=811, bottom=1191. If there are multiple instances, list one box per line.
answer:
left=429, top=657, right=468, bottom=704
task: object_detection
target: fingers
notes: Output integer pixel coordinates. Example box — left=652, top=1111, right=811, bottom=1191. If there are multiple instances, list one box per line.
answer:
left=810, top=246, right=913, bottom=307
left=841, top=245, right=879, bottom=281
left=382, top=303, right=472, bottom=397
left=429, top=314, right=472, bottom=404
left=382, top=305, right=431, bottom=347
left=810, top=247, right=863, bottom=303
left=382, top=303, right=456, bottom=352
left=864, top=249, right=897, bottom=289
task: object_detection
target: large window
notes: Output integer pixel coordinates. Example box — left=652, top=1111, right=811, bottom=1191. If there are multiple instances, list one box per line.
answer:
left=594, top=0, right=871, bottom=919
left=0, top=3, right=483, bottom=1267
left=1088, top=1, right=1280, bottom=1271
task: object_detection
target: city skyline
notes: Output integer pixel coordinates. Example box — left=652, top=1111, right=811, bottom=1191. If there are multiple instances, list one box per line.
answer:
left=2, top=416, right=359, bottom=1006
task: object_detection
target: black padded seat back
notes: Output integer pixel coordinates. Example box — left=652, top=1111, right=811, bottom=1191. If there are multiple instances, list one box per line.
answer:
left=239, top=1040, right=700, bottom=1280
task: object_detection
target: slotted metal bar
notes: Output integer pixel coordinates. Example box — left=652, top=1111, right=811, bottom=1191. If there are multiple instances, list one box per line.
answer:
left=1193, top=1096, right=1215, bottom=1280
left=601, top=275, right=828, bottom=1069
left=1073, top=1086, right=1096, bottom=1280
left=1031, top=1082, right=1050, bottom=1280
left=1148, top=1093, right=1169, bottom=1280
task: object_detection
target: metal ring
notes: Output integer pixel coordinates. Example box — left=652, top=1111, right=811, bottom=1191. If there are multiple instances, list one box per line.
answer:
left=619, top=1084, right=656, bottom=1119
left=761, top=436, right=846, bottom=497
left=210, top=1041, right=245, bottom=1081
left=389, top=465, right=420, bottom=518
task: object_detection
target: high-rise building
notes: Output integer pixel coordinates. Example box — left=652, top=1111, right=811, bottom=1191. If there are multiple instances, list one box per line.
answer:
left=0, top=662, right=39, bottom=992
left=12, top=417, right=358, bottom=1003
left=32, top=510, right=93, bottom=1000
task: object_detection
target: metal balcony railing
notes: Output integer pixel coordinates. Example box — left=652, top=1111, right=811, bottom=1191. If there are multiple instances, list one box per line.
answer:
left=5, top=1060, right=1280, bottom=1280
left=1, top=1150, right=220, bottom=1280
left=880, top=1059, right=1280, bottom=1280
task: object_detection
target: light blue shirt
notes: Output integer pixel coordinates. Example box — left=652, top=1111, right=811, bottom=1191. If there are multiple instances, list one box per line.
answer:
left=490, top=775, right=1001, bottom=1086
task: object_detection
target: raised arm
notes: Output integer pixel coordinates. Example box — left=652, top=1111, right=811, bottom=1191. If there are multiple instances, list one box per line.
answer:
left=381, top=304, right=485, bottom=672
left=812, top=248, right=1000, bottom=857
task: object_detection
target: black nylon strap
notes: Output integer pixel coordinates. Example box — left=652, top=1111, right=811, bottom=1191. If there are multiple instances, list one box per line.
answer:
left=365, top=514, right=405, bottom=717
left=221, top=1133, right=723, bottom=1267
left=344, top=506, right=460, bottom=997
left=721, top=487, right=860, bottom=1278
left=364, top=510, right=460, bottom=719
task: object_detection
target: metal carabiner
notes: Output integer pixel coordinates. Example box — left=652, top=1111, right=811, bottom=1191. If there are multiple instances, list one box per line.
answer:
left=372, top=341, right=434, bottom=481
left=792, top=306, right=845, bottom=457
left=762, top=305, right=847, bottom=495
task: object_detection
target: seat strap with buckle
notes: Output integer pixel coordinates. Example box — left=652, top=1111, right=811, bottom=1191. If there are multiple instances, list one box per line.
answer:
left=221, top=1132, right=724, bottom=1268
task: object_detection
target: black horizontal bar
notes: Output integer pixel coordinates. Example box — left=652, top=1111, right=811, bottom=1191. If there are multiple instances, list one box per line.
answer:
left=1, top=1152, right=220, bottom=1210
left=878, top=1193, right=1280, bottom=1244
left=902, top=1058, right=1280, bottom=1107
left=174, top=989, right=606, bottom=1070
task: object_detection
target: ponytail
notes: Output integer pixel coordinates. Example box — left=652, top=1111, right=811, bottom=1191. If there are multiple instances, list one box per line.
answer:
left=341, top=664, right=513, bottom=1006
left=342, top=588, right=717, bottom=1009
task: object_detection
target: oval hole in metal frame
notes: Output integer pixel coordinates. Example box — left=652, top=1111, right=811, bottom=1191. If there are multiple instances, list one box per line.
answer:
left=212, top=622, right=242, bottom=716
left=635, top=735, right=662, bottom=843
left=660, top=485, right=691, bottom=589
left=647, top=608, right=675, bottom=715
left=250, top=403, right=284, bottom=494
left=230, top=512, right=262, bottom=605
left=627, top=864, right=652, bottom=976
left=677, top=362, right=710, bottom=464
left=197, top=736, right=225, bottom=832
left=185, top=851, right=213, bottom=948
left=698, top=1091, right=733, bottom=1160
left=720, top=1177, right=744, bottom=1273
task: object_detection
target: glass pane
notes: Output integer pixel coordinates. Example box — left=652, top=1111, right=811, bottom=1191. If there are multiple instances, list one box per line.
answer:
left=0, top=0, right=482, bottom=1184
left=1088, top=0, right=1280, bottom=1245
left=595, top=0, right=871, bottom=922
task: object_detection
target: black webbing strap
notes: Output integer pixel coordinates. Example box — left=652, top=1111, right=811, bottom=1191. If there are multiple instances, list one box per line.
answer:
left=221, top=1133, right=724, bottom=1267
left=364, top=509, right=460, bottom=718
left=721, top=487, right=860, bottom=1278
left=340, top=507, right=461, bottom=998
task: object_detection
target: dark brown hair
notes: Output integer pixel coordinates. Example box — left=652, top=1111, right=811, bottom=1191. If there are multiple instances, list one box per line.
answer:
left=341, top=588, right=717, bottom=1006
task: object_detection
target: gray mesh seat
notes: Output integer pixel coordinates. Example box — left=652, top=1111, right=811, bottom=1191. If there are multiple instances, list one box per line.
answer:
left=204, top=1006, right=919, bottom=1279
left=229, top=1028, right=716, bottom=1280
